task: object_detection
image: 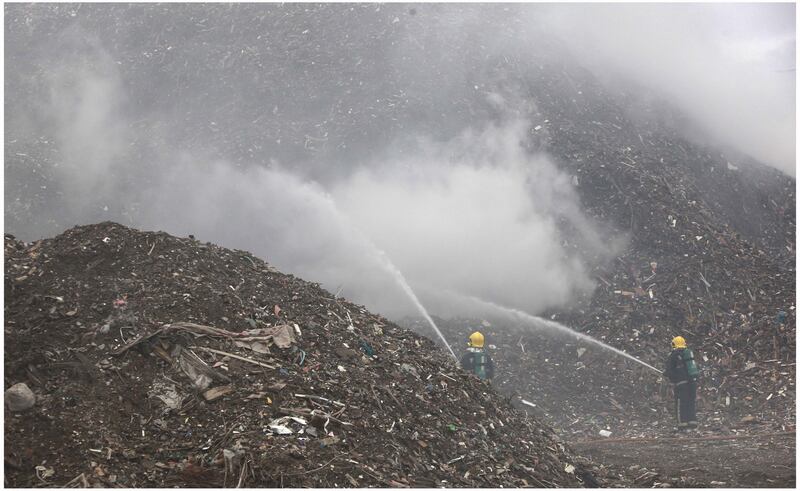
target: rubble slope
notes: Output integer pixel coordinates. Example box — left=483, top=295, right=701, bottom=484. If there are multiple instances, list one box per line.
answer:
left=5, top=222, right=589, bottom=488
left=400, top=58, right=796, bottom=444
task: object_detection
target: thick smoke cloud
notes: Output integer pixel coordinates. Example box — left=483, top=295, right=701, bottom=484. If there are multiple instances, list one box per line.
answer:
left=5, top=24, right=617, bottom=318
left=45, top=28, right=131, bottom=211
left=105, top=95, right=617, bottom=318
left=331, top=119, right=615, bottom=315
left=4, top=4, right=791, bottom=323
left=538, top=3, right=796, bottom=175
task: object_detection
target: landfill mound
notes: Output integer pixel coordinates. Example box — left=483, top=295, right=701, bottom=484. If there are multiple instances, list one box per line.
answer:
left=416, top=167, right=796, bottom=441
left=4, top=222, right=591, bottom=488
left=402, top=120, right=795, bottom=441
left=396, top=66, right=796, bottom=487
left=399, top=54, right=796, bottom=442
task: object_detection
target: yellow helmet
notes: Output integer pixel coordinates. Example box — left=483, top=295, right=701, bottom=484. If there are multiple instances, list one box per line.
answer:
left=672, top=336, right=687, bottom=349
left=468, top=331, right=485, bottom=348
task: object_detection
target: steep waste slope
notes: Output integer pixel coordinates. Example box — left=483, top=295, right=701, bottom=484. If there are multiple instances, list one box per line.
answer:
left=452, top=55, right=797, bottom=439
left=4, top=222, right=590, bottom=488
left=394, top=57, right=795, bottom=444
left=524, top=57, right=794, bottom=257
left=406, top=88, right=797, bottom=441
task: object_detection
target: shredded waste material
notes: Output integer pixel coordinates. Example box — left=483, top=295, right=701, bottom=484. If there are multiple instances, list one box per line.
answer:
left=5, top=222, right=593, bottom=488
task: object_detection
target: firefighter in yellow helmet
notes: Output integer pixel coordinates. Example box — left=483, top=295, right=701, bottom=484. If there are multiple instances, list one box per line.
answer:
left=460, top=331, right=495, bottom=380
left=663, top=336, right=700, bottom=430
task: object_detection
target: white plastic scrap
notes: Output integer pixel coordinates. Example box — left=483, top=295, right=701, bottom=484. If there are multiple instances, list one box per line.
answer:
left=234, top=340, right=270, bottom=354
left=268, top=416, right=307, bottom=435
left=564, top=464, right=575, bottom=474
left=35, top=465, right=55, bottom=480
left=148, top=382, right=184, bottom=411
left=599, top=429, right=612, bottom=437
left=269, top=424, right=293, bottom=435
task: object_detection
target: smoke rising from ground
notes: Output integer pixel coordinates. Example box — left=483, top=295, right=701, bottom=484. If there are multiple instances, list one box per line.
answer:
left=6, top=27, right=617, bottom=317
left=151, top=125, right=618, bottom=316
left=58, top=76, right=617, bottom=317
left=4, top=4, right=793, bottom=321
left=331, top=119, right=616, bottom=314
left=45, top=29, right=131, bottom=211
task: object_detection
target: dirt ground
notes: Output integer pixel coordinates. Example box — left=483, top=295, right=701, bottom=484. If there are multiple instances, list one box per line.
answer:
left=572, top=432, right=796, bottom=488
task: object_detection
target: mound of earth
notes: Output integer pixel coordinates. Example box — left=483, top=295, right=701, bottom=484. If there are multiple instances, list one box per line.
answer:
left=5, top=222, right=597, bottom=488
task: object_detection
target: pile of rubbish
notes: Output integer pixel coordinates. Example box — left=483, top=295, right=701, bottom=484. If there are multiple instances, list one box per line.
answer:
left=405, top=183, right=794, bottom=443
left=544, top=75, right=796, bottom=438
left=5, top=222, right=595, bottom=488
left=411, top=171, right=794, bottom=442
left=403, top=67, right=796, bottom=441
left=430, top=314, right=793, bottom=442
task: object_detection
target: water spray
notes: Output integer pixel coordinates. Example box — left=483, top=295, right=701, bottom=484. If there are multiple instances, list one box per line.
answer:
left=315, top=193, right=457, bottom=361
left=531, top=314, right=663, bottom=375
left=371, top=250, right=458, bottom=361
left=455, top=292, right=662, bottom=376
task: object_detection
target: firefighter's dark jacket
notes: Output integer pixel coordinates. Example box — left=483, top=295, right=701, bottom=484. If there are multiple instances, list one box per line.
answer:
left=460, top=347, right=495, bottom=379
left=664, top=348, right=696, bottom=384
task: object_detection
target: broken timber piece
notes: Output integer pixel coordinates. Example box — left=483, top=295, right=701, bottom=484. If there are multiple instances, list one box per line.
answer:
left=294, top=393, right=346, bottom=407
left=192, top=346, right=276, bottom=369
left=203, top=385, right=234, bottom=401
left=112, top=331, right=162, bottom=356
left=177, top=348, right=231, bottom=390
left=152, top=345, right=173, bottom=364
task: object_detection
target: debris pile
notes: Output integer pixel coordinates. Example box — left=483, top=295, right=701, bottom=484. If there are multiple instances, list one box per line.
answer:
left=419, top=150, right=794, bottom=439
left=5, top=222, right=591, bottom=488
left=403, top=73, right=796, bottom=441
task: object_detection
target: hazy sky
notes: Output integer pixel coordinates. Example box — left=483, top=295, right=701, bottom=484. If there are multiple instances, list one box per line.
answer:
left=539, top=3, right=795, bottom=174
left=4, top=3, right=796, bottom=323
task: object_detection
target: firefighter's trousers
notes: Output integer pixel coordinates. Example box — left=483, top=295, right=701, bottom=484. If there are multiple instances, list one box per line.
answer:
left=674, top=380, right=697, bottom=426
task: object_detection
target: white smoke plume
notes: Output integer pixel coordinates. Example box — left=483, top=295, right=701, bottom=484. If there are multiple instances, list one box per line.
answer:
left=131, top=116, right=617, bottom=318
left=330, top=119, right=617, bottom=315
left=6, top=29, right=618, bottom=318
left=5, top=3, right=790, bottom=322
